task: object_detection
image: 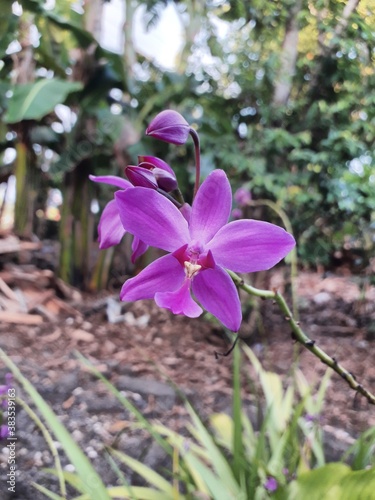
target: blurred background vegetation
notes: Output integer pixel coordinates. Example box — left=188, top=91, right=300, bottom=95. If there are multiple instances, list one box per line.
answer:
left=0, top=0, right=374, bottom=288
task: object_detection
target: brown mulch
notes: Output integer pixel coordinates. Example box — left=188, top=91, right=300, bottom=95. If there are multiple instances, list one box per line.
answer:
left=0, top=256, right=374, bottom=498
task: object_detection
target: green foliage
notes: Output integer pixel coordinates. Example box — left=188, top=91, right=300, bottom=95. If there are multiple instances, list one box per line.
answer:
left=288, top=464, right=375, bottom=500
left=1, top=0, right=374, bottom=280
left=4, top=79, right=82, bottom=123
left=0, top=349, right=110, bottom=500
left=2, top=345, right=375, bottom=499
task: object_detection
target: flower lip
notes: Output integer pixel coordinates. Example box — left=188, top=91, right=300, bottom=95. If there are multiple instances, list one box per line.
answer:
left=171, top=242, right=215, bottom=271
left=146, top=110, right=190, bottom=145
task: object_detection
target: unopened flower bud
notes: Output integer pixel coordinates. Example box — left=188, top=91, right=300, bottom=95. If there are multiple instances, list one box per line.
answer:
left=137, top=156, right=178, bottom=192
left=146, top=110, right=190, bottom=145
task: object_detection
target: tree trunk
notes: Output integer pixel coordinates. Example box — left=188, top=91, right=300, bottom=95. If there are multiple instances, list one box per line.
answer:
left=12, top=14, right=38, bottom=236
left=272, top=0, right=302, bottom=106
left=123, top=0, right=137, bottom=93
left=58, top=1, right=104, bottom=288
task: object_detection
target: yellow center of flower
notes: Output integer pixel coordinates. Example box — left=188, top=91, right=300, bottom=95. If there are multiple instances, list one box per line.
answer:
left=184, top=261, right=202, bottom=279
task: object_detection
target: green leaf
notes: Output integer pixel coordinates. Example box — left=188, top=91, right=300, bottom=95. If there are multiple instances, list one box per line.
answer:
left=110, top=450, right=174, bottom=498
left=75, top=353, right=172, bottom=456
left=186, top=403, right=241, bottom=497
left=32, top=482, right=65, bottom=500
left=4, top=79, right=83, bottom=123
left=0, top=349, right=110, bottom=500
left=288, top=464, right=375, bottom=500
left=45, top=11, right=95, bottom=48
left=42, top=469, right=88, bottom=495
left=182, top=452, right=234, bottom=500
left=232, top=342, right=245, bottom=478
left=73, top=486, right=181, bottom=500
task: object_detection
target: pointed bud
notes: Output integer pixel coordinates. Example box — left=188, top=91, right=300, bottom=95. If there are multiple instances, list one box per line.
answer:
left=125, top=166, right=158, bottom=189
left=137, top=156, right=178, bottom=192
left=146, top=110, right=190, bottom=145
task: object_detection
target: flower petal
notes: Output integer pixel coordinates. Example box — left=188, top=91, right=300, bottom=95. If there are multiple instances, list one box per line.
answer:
left=97, top=199, right=125, bottom=249
left=138, top=155, right=175, bottom=175
left=180, top=203, right=192, bottom=223
left=152, top=167, right=178, bottom=192
left=89, top=174, right=131, bottom=190
left=192, top=266, right=242, bottom=332
left=207, top=219, right=296, bottom=273
left=131, top=236, right=148, bottom=263
left=190, top=170, right=232, bottom=243
left=126, top=166, right=158, bottom=189
left=120, top=254, right=184, bottom=301
left=155, top=280, right=203, bottom=318
left=115, top=188, right=189, bottom=252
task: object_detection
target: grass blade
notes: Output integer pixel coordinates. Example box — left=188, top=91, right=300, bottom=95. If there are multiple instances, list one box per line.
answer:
left=0, top=349, right=110, bottom=500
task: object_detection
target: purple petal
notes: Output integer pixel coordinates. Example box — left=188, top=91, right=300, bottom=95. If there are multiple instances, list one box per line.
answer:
left=126, top=166, right=158, bottom=189
left=180, top=203, right=192, bottom=223
left=89, top=174, right=131, bottom=190
left=138, top=155, right=175, bottom=175
left=207, top=219, right=296, bottom=273
left=97, top=199, right=126, bottom=249
left=0, top=425, right=9, bottom=439
left=131, top=237, right=148, bottom=263
left=155, top=280, right=202, bottom=318
left=120, top=254, right=184, bottom=301
left=192, top=266, right=242, bottom=332
left=234, top=186, right=252, bottom=207
left=264, top=477, right=278, bottom=492
left=152, top=168, right=178, bottom=192
left=190, top=170, right=232, bottom=243
left=146, top=110, right=190, bottom=145
left=115, top=188, right=189, bottom=252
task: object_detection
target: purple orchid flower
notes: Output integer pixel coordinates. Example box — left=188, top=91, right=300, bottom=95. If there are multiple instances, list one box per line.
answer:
left=231, top=208, right=243, bottom=220
left=146, top=110, right=190, bottom=145
left=0, top=373, right=12, bottom=410
left=89, top=174, right=131, bottom=249
left=89, top=174, right=148, bottom=262
left=0, top=424, right=9, bottom=440
left=138, top=156, right=178, bottom=192
left=115, top=169, right=295, bottom=331
left=264, top=477, right=278, bottom=492
left=127, top=155, right=178, bottom=192
left=90, top=155, right=177, bottom=261
left=234, top=186, right=252, bottom=207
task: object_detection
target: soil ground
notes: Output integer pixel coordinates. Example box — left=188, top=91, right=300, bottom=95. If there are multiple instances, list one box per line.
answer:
left=0, top=265, right=374, bottom=498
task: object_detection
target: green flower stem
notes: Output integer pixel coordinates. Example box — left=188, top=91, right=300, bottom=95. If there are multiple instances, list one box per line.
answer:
left=228, top=270, right=375, bottom=405
left=156, top=188, right=182, bottom=208
left=189, top=128, right=201, bottom=198
left=174, top=188, right=185, bottom=206
left=248, top=199, right=298, bottom=319
left=15, top=396, right=67, bottom=498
